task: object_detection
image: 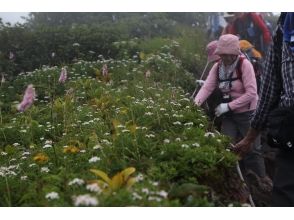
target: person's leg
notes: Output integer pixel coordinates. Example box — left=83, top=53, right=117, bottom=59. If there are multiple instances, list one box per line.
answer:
left=234, top=112, right=266, bottom=178
left=272, top=150, right=294, bottom=206
left=220, top=115, right=238, bottom=141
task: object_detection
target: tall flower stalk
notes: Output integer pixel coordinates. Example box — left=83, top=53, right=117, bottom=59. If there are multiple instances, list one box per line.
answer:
left=58, top=67, right=67, bottom=83
left=17, top=84, right=36, bottom=112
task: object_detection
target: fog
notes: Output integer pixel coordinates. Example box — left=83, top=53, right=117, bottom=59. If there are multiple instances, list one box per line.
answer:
left=0, top=12, right=29, bottom=24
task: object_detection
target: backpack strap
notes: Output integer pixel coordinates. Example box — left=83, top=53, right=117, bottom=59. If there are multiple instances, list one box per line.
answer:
left=217, top=56, right=245, bottom=83
left=236, top=56, right=245, bottom=80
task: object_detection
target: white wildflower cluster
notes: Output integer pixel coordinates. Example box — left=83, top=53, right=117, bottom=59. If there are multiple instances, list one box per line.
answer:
left=41, top=167, right=50, bottom=173
left=86, top=183, right=102, bottom=193
left=73, top=194, right=98, bottom=206
left=145, top=134, right=155, bottom=138
left=132, top=192, right=143, bottom=200
left=184, top=122, right=193, bottom=127
left=181, top=144, right=189, bottom=148
left=192, top=142, right=200, bottom=147
left=204, top=132, right=215, bottom=138
left=101, top=139, right=112, bottom=145
left=173, top=121, right=182, bottom=125
left=45, top=192, right=60, bottom=200
left=0, top=165, right=18, bottom=177
left=21, top=175, right=28, bottom=181
left=135, top=173, right=144, bottom=182
left=172, top=114, right=184, bottom=118
left=68, top=178, right=85, bottom=186
left=163, top=139, right=170, bottom=144
left=93, top=144, right=102, bottom=150
left=145, top=112, right=153, bottom=116
left=89, top=156, right=101, bottom=163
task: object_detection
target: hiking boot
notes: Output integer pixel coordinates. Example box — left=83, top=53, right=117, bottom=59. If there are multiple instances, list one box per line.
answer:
left=245, top=170, right=272, bottom=206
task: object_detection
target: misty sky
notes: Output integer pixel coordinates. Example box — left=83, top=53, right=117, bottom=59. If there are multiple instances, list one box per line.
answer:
left=0, top=12, right=29, bottom=24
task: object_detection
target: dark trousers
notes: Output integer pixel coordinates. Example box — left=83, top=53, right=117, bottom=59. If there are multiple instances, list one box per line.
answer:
left=272, top=149, right=294, bottom=206
left=221, top=111, right=266, bottom=177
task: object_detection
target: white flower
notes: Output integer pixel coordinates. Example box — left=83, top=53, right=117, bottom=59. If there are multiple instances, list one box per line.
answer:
left=43, top=144, right=52, bottom=149
left=148, top=196, right=162, bottom=202
left=142, top=188, right=149, bottom=194
left=1, top=152, right=8, bottom=156
left=21, top=175, right=28, bottom=181
left=29, top=163, right=37, bottom=167
left=45, top=192, right=59, bottom=200
left=204, top=132, right=215, bottom=138
left=135, top=173, right=144, bottom=182
left=175, top=138, right=181, bottom=142
left=164, top=139, right=170, bottom=144
left=73, top=194, right=98, bottom=206
left=89, top=156, right=101, bottom=163
left=157, top=190, right=168, bottom=198
left=68, top=178, right=85, bottom=186
left=93, top=144, right=102, bottom=150
left=22, top=152, right=30, bottom=156
left=132, top=192, right=143, bottom=200
left=145, top=112, right=153, bottom=116
left=181, top=144, right=189, bottom=148
left=192, top=143, right=200, bottom=147
left=86, top=183, right=102, bottom=193
left=173, top=121, right=182, bottom=125
left=145, top=134, right=155, bottom=138
left=184, top=122, right=194, bottom=126
left=13, top=143, right=20, bottom=147
left=41, top=167, right=50, bottom=173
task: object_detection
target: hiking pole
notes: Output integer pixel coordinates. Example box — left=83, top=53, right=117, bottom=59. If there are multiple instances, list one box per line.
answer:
left=236, top=162, right=256, bottom=207
left=236, top=160, right=256, bottom=207
left=191, top=61, right=210, bottom=100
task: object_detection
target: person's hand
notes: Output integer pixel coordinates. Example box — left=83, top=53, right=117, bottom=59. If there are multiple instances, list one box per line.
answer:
left=232, top=137, right=253, bottom=158
left=196, top=80, right=205, bottom=86
left=231, top=128, right=260, bottom=159
left=215, top=103, right=229, bottom=117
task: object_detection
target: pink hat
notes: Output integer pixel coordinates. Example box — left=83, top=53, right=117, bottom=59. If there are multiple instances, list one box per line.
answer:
left=214, top=34, right=241, bottom=55
left=206, top=40, right=220, bottom=62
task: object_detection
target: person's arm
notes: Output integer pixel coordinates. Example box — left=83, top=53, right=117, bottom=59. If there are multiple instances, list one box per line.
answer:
left=194, top=63, right=218, bottom=106
left=233, top=127, right=260, bottom=158
left=234, top=24, right=284, bottom=158
left=250, top=13, right=272, bottom=45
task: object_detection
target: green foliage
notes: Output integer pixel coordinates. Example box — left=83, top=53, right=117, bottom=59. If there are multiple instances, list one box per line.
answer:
left=0, top=12, right=248, bottom=207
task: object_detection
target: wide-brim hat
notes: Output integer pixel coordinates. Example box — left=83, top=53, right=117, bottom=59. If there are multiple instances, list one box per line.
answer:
left=214, top=34, right=241, bottom=56
left=206, top=40, right=220, bottom=62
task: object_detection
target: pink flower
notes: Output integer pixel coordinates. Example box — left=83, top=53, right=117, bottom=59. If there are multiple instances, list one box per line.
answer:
left=59, top=67, right=67, bottom=83
left=9, top=52, right=15, bottom=60
left=102, top=64, right=108, bottom=76
left=17, top=84, right=36, bottom=112
left=145, top=70, right=151, bottom=78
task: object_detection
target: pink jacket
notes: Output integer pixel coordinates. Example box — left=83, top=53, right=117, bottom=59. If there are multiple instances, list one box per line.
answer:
left=194, top=58, right=258, bottom=113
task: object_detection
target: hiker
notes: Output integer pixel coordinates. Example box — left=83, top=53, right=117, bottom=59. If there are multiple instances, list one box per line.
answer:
left=222, top=12, right=272, bottom=56
left=193, top=40, right=222, bottom=130
left=234, top=13, right=294, bottom=207
left=239, top=39, right=263, bottom=93
left=206, top=13, right=227, bottom=40
left=194, top=34, right=268, bottom=187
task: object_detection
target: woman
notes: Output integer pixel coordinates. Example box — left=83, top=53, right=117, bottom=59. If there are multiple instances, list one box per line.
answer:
left=194, top=34, right=268, bottom=186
